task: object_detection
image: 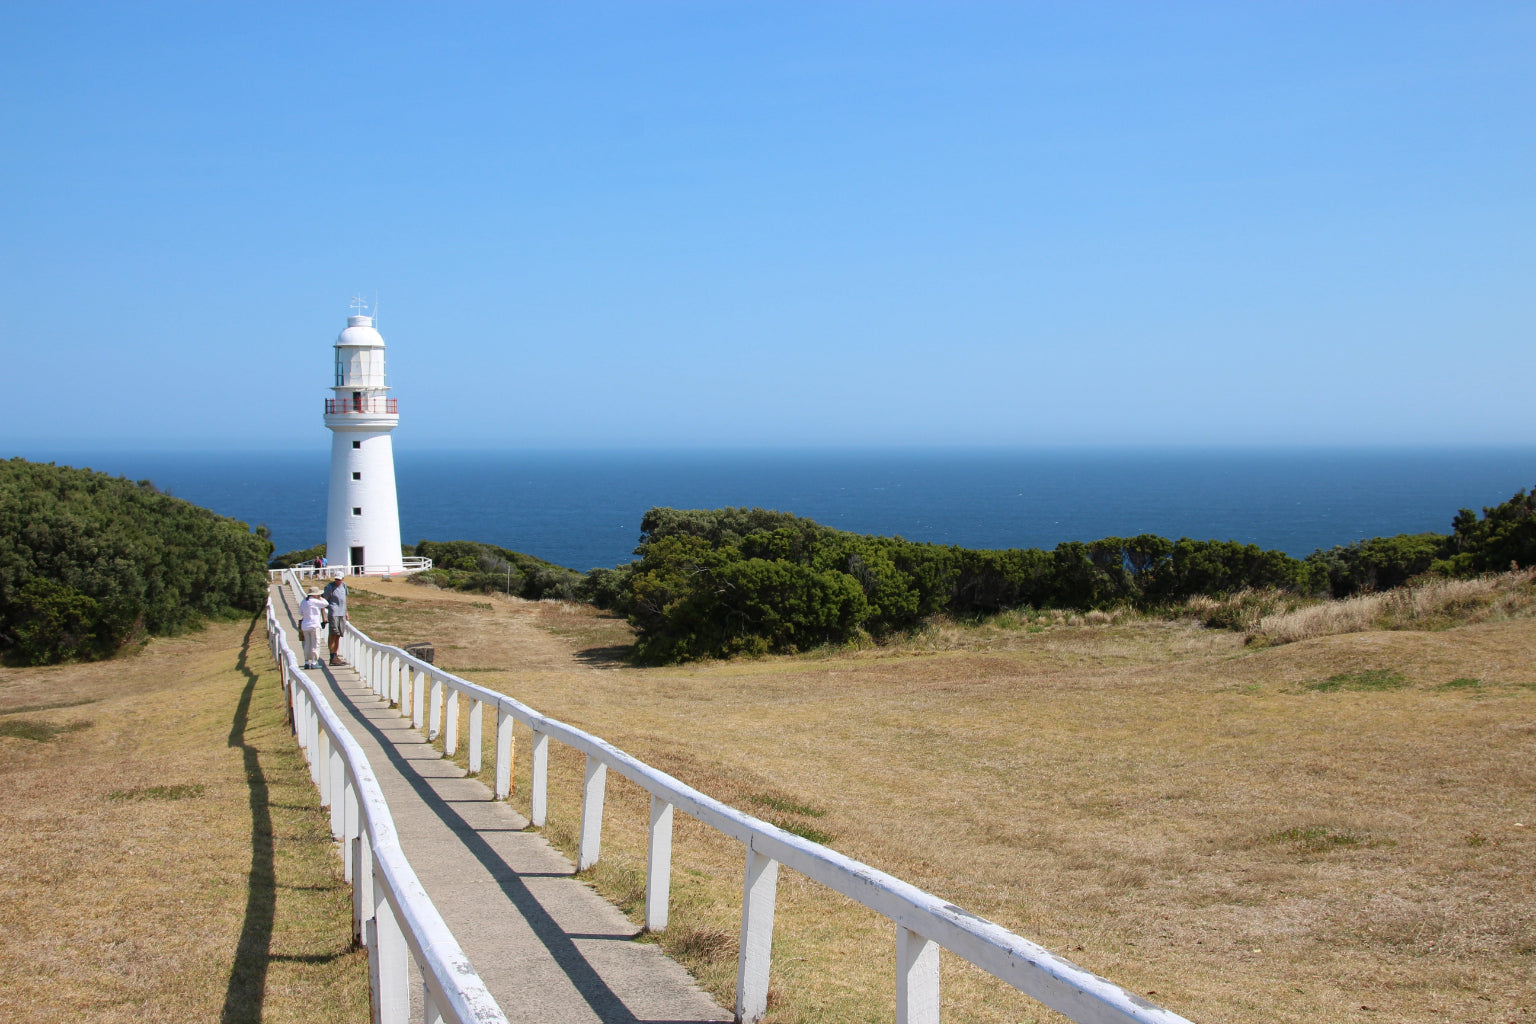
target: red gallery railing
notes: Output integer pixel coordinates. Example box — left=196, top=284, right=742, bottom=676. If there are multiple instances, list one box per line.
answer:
left=325, top=397, right=399, bottom=415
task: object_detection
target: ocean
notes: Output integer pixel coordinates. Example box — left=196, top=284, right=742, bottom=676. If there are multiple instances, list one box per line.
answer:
left=25, top=448, right=1536, bottom=571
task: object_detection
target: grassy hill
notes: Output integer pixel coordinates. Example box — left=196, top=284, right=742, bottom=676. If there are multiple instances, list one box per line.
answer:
left=0, top=615, right=365, bottom=1021
left=342, top=574, right=1536, bottom=1024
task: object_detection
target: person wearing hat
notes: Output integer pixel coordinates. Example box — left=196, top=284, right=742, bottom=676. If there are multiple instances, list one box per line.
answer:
left=298, top=587, right=328, bottom=670
left=323, top=576, right=348, bottom=666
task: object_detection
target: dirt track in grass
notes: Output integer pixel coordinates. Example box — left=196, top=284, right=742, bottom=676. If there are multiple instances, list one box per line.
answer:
left=349, top=575, right=1536, bottom=1024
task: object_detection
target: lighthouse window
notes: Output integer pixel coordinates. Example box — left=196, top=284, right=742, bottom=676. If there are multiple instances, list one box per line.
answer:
left=352, top=441, right=361, bottom=449
left=352, top=472, right=361, bottom=480
left=352, top=507, right=362, bottom=516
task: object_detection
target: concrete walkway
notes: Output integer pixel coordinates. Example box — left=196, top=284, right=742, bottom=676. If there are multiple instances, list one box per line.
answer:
left=272, top=585, right=730, bottom=1024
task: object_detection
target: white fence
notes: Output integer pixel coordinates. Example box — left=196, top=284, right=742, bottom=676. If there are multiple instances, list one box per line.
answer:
left=297, top=568, right=1197, bottom=1024
left=269, top=557, right=433, bottom=583
left=264, top=594, right=506, bottom=1024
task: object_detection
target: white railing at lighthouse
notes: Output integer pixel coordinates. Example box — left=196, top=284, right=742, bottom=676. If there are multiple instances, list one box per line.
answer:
left=269, top=556, right=432, bottom=583
left=264, top=593, right=506, bottom=1024
left=324, top=569, right=1196, bottom=1024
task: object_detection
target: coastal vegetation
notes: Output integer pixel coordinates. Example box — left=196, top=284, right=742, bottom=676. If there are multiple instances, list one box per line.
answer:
left=604, top=489, right=1536, bottom=662
left=0, top=459, right=273, bottom=665
left=407, top=539, right=589, bottom=599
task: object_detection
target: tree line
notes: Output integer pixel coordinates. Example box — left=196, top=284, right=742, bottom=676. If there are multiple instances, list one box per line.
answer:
left=278, top=485, right=1536, bottom=665
left=606, top=489, right=1536, bottom=663
left=0, top=458, right=273, bottom=664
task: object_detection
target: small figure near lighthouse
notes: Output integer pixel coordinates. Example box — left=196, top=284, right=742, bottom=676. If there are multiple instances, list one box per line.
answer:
left=324, top=298, right=405, bottom=575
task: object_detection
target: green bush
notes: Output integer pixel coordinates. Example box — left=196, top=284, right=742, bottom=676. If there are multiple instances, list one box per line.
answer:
left=409, top=539, right=585, bottom=600
left=0, top=458, right=273, bottom=664
left=620, top=507, right=1315, bottom=663
left=1304, top=532, right=1446, bottom=598
left=268, top=543, right=326, bottom=570
left=1433, top=487, right=1536, bottom=576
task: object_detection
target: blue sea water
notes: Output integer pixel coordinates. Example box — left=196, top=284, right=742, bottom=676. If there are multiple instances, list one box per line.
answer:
left=24, top=448, right=1536, bottom=571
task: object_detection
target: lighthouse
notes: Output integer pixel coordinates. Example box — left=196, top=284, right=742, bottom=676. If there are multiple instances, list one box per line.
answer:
left=324, top=302, right=405, bottom=574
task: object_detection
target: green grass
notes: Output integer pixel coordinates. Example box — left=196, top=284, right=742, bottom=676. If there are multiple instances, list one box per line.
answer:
left=1306, top=669, right=1409, bottom=693
left=749, top=792, right=827, bottom=818
left=0, top=718, right=93, bottom=742
left=770, top=818, right=835, bottom=844
left=1268, top=826, right=1381, bottom=853
left=0, top=698, right=99, bottom=716
left=106, top=783, right=206, bottom=802
left=1438, top=677, right=1482, bottom=690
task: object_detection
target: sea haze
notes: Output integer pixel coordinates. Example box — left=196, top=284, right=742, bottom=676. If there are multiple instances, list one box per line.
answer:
left=26, top=448, right=1536, bottom=572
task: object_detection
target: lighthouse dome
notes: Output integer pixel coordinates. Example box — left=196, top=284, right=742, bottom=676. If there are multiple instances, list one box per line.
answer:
left=336, top=315, right=386, bottom=349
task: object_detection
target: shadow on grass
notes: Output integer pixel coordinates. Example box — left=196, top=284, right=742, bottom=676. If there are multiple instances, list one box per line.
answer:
left=573, top=644, right=634, bottom=667
left=221, top=615, right=274, bottom=1024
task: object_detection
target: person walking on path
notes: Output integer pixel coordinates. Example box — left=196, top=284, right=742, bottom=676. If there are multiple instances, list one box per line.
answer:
left=298, top=587, right=328, bottom=669
left=323, top=576, right=348, bottom=666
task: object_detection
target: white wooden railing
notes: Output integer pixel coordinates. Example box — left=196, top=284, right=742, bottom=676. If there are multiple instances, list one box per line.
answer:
left=264, top=593, right=506, bottom=1024
left=269, top=557, right=433, bottom=582
left=316, top=568, right=1196, bottom=1024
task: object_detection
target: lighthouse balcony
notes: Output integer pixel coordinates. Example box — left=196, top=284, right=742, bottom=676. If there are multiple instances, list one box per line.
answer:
left=325, top=397, right=399, bottom=415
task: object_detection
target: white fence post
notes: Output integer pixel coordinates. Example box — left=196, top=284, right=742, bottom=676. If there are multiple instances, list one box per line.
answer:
left=354, top=829, right=373, bottom=948
left=736, top=843, right=780, bottom=1024
left=412, top=669, right=426, bottom=729
left=429, top=676, right=444, bottom=741
left=468, top=699, right=483, bottom=775
left=494, top=709, right=513, bottom=800
left=312, top=702, right=322, bottom=781
left=530, top=728, right=549, bottom=827
left=307, top=698, right=321, bottom=787
left=294, top=686, right=307, bottom=751
left=343, top=775, right=359, bottom=884
left=646, top=796, right=674, bottom=932
left=897, top=926, right=941, bottom=1024
left=328, top=741, right=345, bottom=838
left=424, top=985, right=445, bottom=1024
left=371, top=876, right=409, bottom=1024
left=317, top=729, right=332, bottom=806
left=444, top=687, right=459, bottom=756
left=577, top=755, right=607, bottom=871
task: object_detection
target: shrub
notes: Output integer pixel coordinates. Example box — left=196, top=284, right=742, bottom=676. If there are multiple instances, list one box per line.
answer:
left=0, top=459, right=272, bottom=664
left=622, top=507, right=1311, bottom=663
left=408, top=539, right=585, bottom=600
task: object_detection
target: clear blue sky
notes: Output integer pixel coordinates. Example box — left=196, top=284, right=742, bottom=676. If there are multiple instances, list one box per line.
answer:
left=2, top=3, right=1531, bottom=451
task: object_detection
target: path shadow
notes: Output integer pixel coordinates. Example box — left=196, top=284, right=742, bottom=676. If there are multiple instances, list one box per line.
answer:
left=315, top=666, right=724, bottom=1023
left=221, top=615, right=273, bottom=1024
left=267, top=583, right=727, bottom=1024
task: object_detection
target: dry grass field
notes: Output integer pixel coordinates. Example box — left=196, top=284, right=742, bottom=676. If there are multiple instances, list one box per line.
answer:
left=347, top=576, right=1536, bottom=1024
left=0, top=617, right=368, bottom=1022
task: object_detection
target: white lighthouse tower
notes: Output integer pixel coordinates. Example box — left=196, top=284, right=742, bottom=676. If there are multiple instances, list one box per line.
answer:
left=324, top=300, right=405, bottom=574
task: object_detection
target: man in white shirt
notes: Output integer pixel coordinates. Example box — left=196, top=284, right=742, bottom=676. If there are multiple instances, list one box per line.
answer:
left=299, top=588, right=328, bottom=670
